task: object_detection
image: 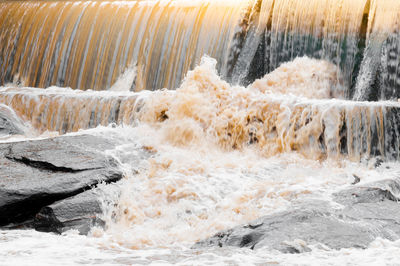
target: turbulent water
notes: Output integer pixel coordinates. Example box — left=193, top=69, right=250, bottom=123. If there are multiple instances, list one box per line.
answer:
left=0, top=56, right=400, bottom=265
left=2, top=0, right=400, bottom=100
left=1, top=0, right=400, bottom=265
left=2, top=121, right=400, bottom=265
left=2, top=124, right=400, bottom=265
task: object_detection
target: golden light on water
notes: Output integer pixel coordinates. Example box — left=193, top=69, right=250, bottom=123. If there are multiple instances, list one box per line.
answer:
left=2, top=0, right=400, bottom=91
left=0, top=0, right=249, bottom=90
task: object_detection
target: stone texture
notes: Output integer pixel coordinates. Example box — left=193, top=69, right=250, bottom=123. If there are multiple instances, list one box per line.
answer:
left=195, top=178, right=400, bottom=252
left=34, top=185, right=119, bottom=234
left=0, top=104, right=26, bottom=136
left=0, top=135, right=123, bottom=226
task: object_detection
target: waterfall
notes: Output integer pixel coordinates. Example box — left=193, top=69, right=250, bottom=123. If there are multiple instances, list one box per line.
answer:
left=0, top=0, right=247, bottom=91
left=0, top=0, right=400, bottom=161
left=1, top=0, right=400, bottom=100
left=1, top=56, right=399, bottom=161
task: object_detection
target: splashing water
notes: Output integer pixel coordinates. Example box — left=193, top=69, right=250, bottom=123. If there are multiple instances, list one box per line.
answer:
left=1, top=0, right=400, bottom=264
left=109, top=66, right=137, bottom=92
left=62, top=120, right=397, bottom=252
left=251, top=57, right=345, bottom=99
left=0, top=56, right=399, bottom=264
left=137, top=56, right=336, bottom=154
left=135, top=56, right=399, bottom=161
left=17, top=56, right=382, bottom=253
left=1, top=55, right=399, bottom=159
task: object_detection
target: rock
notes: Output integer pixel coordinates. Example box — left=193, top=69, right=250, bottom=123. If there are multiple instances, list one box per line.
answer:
left=0, top=134, right=123, bottom=226
left=34, top=185, right=120, bottom=234
left=0, top=104, right=27, bottom=136
left=195, top=201, right=376, bottom=251
left=352, top=174, right=361, bottom=185
left=195, top=178, right=400, bottom=252
left=278, top=239, right=312, bottom=254
left=333, top=178, right=400, bottom=205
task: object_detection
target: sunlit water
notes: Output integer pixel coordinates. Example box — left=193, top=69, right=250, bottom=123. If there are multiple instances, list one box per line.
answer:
left=2, top=0, right=400, bottom=263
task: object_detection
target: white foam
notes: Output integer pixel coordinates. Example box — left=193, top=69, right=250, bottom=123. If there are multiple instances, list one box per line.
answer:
left=1, top=55, right=400, bottom=264
left=76, top=125, right=400, bottom=249
left=109, top=66, right=137, bottom=92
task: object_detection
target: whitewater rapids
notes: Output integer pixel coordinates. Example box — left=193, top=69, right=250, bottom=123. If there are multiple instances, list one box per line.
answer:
left=1, top=56, right=400, bottom=265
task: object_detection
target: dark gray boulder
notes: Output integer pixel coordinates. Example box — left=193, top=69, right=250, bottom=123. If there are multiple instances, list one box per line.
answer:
left=0, top=104, right=27, bottom=136
left=0, top=134, right=123, bottom=226
left=34, top=185, right=120, bottom=234
left=195, top=178, right=400, bottom=252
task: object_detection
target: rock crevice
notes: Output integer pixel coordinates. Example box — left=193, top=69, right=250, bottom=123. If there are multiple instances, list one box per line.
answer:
left=4, top=156, right=103, bottom=173
left=0, top=134, right=124, bottom=229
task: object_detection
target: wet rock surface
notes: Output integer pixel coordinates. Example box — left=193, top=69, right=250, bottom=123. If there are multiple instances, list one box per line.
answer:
left=0, top=104, right=26, bottom=136
left=0, top=135, right=123, bottom=228
left=195, top=178, right=400, bottom=252
left=34, top=185, right=119, bottom=234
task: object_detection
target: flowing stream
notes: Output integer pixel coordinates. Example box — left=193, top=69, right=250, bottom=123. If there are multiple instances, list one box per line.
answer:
left=1, top=0, right=400, bottom=265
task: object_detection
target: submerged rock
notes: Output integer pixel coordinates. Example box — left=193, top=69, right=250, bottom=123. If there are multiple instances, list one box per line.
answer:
left=195, top=178, right=400, bottom=252
left=0, top=135, right=123, bottom=227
